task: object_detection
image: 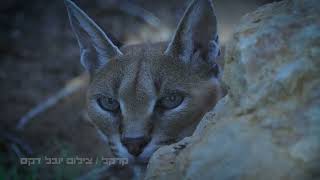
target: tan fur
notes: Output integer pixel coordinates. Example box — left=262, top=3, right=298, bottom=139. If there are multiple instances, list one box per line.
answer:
left=64, top=0, right=225, bottom=165
left=19, top=0, right=225, bottom=178
left=15, top=0, right=225, bottom=179
left=86, top=42, right=223, bottom=163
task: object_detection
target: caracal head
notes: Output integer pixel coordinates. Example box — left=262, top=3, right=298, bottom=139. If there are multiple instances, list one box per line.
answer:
left=65, top=0, right=223, bottom=163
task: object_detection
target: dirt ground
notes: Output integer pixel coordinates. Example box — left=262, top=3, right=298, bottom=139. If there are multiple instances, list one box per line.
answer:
left=0, top=0, right=279, bottom=178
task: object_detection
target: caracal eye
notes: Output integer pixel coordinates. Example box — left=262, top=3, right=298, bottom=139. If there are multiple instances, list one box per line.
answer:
left=159, top=93, right=184, bottom=110
left=97, top=96, right=120, bottom=112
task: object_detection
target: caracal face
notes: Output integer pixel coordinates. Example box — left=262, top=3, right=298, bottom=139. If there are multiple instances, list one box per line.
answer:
left=65, top=0, right=223, bottom=163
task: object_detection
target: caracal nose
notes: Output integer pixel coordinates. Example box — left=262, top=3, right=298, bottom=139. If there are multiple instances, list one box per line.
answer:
left=121, top=136, right=150, bottom=156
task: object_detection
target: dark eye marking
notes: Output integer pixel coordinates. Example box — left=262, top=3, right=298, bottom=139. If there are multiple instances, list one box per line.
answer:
left=157, top=92, right=184, bottom=110
left=97, top=95, right=120, bottom=112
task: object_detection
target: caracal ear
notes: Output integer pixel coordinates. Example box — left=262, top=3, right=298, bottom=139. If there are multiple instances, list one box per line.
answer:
left=165, top=0, right=220, bottom=66
left=65, top=0, right=122, bottom=74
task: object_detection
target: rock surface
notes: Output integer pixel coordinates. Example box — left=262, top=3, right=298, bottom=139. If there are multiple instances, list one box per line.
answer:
left=145, top=0, right=320, bottom=179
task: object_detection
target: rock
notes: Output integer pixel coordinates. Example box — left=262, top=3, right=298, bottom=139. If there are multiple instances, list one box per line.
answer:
left=145, top=0, right=320, bottom=179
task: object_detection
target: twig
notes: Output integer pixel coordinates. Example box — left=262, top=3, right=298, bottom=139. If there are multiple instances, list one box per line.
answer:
left=0, top=131, right=33, bottom=155
left=16, top=73, right=89, bottom=130
left=97, top=0, right=161, bottom=28
left=10, top=143, right=24, bottom=158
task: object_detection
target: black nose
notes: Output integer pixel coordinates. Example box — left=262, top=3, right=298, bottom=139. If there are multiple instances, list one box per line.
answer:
left=121, top=136, right=150, bottom=156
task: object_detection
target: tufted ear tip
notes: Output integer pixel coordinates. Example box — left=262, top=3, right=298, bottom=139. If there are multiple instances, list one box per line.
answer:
left=165, top=0, right=219, bottom=64
left=65, top=0, right=122, bottom=74
left=64, top=0, right=81, bottom=15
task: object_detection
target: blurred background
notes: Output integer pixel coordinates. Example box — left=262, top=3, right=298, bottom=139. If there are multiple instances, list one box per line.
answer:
left=0, top=0, right=280, bottom=178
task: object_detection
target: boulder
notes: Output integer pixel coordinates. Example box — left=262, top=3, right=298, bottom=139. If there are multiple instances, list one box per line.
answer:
left=145, top=0, right=320, bottom=179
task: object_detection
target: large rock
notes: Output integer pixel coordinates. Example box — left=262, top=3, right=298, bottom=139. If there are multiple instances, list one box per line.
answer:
left=145, top=0, right=320, bottom=179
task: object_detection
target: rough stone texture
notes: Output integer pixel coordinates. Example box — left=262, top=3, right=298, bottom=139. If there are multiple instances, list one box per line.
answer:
left=145, top=0, right=320, bottom=179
